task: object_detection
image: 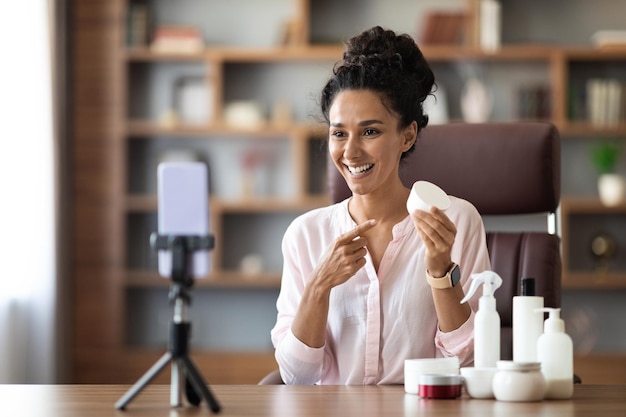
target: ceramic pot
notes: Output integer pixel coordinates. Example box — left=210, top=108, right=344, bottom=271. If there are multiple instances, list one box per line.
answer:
left=460, top=78, right=493, bottom=123
left=598, top=173, right=625, bottom=206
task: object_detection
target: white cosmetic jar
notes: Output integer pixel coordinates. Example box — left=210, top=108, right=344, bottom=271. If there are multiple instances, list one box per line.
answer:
left=404, top=357, right=460, bottom=394
left=492, top=361, right=546, bottom=402
left=406, top=181, right=450, bottom=213
left=460, top=366, right=497, bottom=399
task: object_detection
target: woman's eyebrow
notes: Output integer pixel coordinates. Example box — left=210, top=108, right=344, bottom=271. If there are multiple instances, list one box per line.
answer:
left=330, top=119, right=384, bottom=127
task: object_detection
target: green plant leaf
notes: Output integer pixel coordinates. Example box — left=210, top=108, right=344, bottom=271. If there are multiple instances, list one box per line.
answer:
left=591, top=142, right=622, bottom=174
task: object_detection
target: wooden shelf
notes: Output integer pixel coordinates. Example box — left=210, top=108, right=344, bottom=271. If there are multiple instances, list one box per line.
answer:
left=127, top=119, right=292, bottom=138
left=218, top=45, right=343, bottom=62
left=423, top=44, right=556, bottom=61
left=125, top=45, right=344, bottom=62
left=125, top=194, right=330, bottom=213
left=72, top=0, right=626, bottom=385
left=124, top=47, right=209, bottom=61
left=559, top=122, right=626, bottom=137
left=124, top=43, right=578, bottom=64
left=75, top=347, right=277, bottom=384
left=213, top=196, right=331, bottom=213
left=563, top=272, right=626, bottom=289
left=562, top=47, right=626, bottom=60
left=126, top=270, right=281, bottom=289
left=126, top=119, right=326, bottom=138
left=561, top=197, right=626, bottom=213
left=560, top=197, right=626, bottom=289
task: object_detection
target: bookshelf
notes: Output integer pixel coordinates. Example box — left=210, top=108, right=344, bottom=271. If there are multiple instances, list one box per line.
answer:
left=71, top=0, right=626, bottom=384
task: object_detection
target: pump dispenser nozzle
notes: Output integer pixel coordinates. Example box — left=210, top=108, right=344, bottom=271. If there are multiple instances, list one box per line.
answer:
left=535, top=307, right=565, bottom=333
left=460, top=270, right=503, bottom=304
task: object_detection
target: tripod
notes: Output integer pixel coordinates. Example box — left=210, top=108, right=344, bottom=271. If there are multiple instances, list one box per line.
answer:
left=115, top=234, right=221, bottom=413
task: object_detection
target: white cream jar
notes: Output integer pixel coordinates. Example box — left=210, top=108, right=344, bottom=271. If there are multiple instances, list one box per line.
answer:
left=492, top=361, right=546, bottom=402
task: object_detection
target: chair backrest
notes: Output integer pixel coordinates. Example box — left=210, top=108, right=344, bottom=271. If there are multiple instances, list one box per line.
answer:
left=327, top=122, right=562, bottom=360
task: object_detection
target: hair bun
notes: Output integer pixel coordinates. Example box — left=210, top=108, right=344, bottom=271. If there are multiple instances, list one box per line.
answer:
left=321, top=26, right=435, bottom=159
left=342, top=51, right=404, bottom=72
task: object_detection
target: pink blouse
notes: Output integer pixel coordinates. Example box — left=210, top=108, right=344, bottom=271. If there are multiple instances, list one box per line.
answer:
left=271, top=197, right=491, bottom=385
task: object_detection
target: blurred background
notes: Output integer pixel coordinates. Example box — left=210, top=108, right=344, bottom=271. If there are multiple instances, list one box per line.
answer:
left=2, top=0, right=626, bottom=385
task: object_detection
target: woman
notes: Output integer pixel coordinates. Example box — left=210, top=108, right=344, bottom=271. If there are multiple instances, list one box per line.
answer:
left=270, top=26, right=491, bottom=385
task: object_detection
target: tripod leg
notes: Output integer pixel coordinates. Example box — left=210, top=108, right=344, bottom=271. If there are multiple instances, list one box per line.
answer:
left=185, top=376, right=201, bottom=406
left=171, top=359, right=183, bottom=407
left=180, top=355, right=221, bottom=413
left=115, top=352, right=173, bottom=410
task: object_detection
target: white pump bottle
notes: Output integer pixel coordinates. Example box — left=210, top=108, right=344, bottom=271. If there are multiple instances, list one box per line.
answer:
left=536, top=307, right=574, bottom=399
left=460, top=271, right=503, bottom=368
left=513, top=277, right=544, bottom=362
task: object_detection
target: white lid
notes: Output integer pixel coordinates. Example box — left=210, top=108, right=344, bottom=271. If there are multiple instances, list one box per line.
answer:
left=406, top=181, right=450, bottom=213
left=496, top=361, right=541, bottom=371
left=404, top=357, right=459, bottom=373
left=418, top=373, right=463, bottom=386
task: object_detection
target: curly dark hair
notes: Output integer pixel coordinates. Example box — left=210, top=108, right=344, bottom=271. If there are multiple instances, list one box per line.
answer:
left=320, top=26, right=435, bottom=158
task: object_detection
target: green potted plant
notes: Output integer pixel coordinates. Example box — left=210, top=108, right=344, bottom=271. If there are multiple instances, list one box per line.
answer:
left=591, top=142, right=621, bottom=174
left=590, top=141, right=624, bottom=206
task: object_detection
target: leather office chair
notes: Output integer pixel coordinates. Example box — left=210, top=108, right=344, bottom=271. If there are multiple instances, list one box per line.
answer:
left=260, top=122, right=562, bottom=385
left=328, top=121, right=562, bottom=360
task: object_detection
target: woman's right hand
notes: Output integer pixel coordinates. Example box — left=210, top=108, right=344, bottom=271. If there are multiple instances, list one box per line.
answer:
left=310, top=219, right=376, bottom=292
left=291, top=219, right=376, bottom=348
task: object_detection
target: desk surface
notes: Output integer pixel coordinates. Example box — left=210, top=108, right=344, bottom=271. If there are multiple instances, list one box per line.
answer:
left=1, top=384, right=625, bottom=417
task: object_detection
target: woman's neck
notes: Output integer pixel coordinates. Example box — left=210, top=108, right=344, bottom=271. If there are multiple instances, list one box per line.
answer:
left=348, top=181, right=410, bottom=225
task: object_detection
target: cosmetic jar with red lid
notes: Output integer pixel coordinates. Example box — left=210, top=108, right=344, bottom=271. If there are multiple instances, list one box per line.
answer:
left=418, top=374, right=463, bottom=399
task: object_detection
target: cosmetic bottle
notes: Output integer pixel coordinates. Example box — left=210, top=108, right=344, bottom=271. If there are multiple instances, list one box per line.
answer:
left=536, top=308, right=574, bottom=399
left=460, top=271, right=502, bottom=368
left=512, top=277, right=544, bottom=362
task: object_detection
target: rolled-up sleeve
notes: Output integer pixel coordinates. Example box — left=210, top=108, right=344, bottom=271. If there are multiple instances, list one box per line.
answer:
left=274, top=329, right=325, bottom=384
left=271, top=218, right=325, bottom=384
left=434, top=310, right=476, bottom=365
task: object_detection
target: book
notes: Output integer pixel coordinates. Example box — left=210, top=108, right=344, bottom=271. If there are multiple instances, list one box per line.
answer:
left=516, top=85, right=551, bottom=120
left=479, top=0, right=501, bottom=52
left=150, top=26, right=204, bottom=54
left=586, top=78, right=624, bottom=127
left=419, top=11, right=465, bottom=45
left=126, top=4, right=150, bottom=47
left=591, top=30, right=626, bottom=49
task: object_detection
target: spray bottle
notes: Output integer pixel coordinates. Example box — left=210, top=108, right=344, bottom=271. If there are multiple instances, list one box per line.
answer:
left=460, top=271, right=503, bottom=368
left=535, top=308, right=574, bottom=399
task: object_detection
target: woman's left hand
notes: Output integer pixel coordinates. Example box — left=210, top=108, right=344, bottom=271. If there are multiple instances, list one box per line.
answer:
left=410, top=207, right=457, bottom=277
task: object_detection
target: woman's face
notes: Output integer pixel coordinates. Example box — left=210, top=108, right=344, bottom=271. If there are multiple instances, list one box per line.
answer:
left=328, top=89, right=416, bottom=197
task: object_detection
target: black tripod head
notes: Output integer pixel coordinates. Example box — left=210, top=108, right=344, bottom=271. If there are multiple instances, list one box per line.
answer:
left=150, top=233, right=215, bottom=302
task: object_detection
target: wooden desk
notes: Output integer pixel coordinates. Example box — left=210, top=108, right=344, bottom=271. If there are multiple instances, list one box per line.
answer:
left=1, top=384, right=624, bottom=416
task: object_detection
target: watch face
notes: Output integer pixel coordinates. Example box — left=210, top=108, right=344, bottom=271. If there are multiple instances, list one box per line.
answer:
left=451, top=264, right=461, bottom=287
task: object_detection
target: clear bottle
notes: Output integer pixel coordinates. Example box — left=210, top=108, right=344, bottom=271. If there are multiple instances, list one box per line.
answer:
left=536, top=308, right=574, bottom=399
left=460, top=271, right=502, bottom=368
left=513, top=277, right=544, bottom=362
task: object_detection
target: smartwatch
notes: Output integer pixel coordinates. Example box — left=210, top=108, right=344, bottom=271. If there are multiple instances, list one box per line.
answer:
left=426, top=263, right=460, bottom=289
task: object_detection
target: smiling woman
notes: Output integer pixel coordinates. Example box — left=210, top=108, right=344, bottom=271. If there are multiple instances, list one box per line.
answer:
left=0, top=0, right=60, bottom=383
left=270, top=26, right=491, bottom=385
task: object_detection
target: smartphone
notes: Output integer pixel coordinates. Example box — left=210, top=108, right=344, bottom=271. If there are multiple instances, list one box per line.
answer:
left=156, top=161, right=210, bottom=279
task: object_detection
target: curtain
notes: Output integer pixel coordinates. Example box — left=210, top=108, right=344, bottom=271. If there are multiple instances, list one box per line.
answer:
left=0, top=0, right=64, bottom=383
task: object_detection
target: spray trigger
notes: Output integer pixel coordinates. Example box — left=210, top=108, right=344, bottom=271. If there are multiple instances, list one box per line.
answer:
left=460, top=270, right=503, bottom=304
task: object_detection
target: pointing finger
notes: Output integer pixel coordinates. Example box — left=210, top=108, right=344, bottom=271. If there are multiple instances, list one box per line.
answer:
left=338, top=219, right=376, bottom=244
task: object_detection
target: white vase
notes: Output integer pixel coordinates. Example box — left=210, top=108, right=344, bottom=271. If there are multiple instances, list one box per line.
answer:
left=598, top=174, right=625, bottom=206
left=460, top=78, right=493, bottom=123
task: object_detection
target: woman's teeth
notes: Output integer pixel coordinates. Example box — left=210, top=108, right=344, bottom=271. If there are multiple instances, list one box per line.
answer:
left=347, top=164, right=373, bottom=174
